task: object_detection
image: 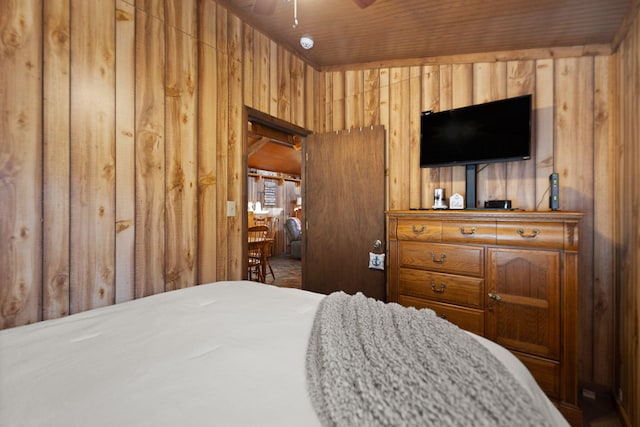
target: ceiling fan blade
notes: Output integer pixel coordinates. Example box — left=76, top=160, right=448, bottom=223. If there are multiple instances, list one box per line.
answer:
left=253, top=0, right=278, bottom=15
left=352, top=0, right=376, bottom=9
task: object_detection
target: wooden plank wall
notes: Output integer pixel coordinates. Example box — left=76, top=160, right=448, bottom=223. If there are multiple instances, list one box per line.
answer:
left=0, top=0, right=43, bottom=326
left=0, top=0, right=317, bottom=327
left=319, top=52, right=617, bottom=390
left=614, top=5, right=640, bottom=426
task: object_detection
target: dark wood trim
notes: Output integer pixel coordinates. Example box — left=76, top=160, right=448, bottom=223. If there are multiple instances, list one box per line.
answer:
left=246, top=106, right=312, bottom=138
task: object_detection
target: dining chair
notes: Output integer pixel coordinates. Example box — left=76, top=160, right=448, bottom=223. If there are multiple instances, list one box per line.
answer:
left=263, top=218, right=278, bottom=280
left=248, top=225, right=269, bottom=282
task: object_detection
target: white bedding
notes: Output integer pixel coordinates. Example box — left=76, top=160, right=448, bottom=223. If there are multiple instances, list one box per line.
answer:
left=0, top=281, right=568, bottom=426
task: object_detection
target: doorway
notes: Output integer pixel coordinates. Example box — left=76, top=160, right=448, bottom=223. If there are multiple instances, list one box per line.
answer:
left=244, top=107, right=310, bottom=288
left=244, top=110, right=387, bottom=299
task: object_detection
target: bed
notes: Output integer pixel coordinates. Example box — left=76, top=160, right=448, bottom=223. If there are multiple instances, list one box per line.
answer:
left=0, top=281, right=569, bottom=426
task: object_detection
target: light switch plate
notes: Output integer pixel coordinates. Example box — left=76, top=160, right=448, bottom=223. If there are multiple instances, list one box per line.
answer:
left=226, top=201, right=236, bottom=217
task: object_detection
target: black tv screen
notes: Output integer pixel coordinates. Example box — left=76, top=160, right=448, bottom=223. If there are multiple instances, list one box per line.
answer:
left=420, top=95, right=532, bottom=168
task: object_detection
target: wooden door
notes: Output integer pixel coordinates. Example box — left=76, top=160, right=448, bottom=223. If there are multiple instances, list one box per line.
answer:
left=303, top=126, right=386, bottom=300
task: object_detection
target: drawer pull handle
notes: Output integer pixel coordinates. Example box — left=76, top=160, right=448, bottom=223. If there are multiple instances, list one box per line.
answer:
left=459, top=226, right=477, bottom=235
left=517, top=228, right=540, bottom=238
left=412, top=225, right=426, bottom=235
left=431, top=283, right=446, bottom=293
left=488, top=292, right=502, bottom=302
left=430, top=252, right=446, bottom=264
left=439, top=313, right=447, bottom=320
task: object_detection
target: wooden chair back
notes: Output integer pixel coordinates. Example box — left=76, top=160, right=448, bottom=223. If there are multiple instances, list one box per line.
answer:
left=248, top=225, right=270, bottom=282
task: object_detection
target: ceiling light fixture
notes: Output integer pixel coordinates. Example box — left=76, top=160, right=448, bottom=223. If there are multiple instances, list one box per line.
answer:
left=300, top=36, right=314, bottom=50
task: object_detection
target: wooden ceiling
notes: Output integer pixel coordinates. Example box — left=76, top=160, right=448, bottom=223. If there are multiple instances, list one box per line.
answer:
left=218, top=0, right=633, bottom=68
left=248, top=121, right=302, bottom=176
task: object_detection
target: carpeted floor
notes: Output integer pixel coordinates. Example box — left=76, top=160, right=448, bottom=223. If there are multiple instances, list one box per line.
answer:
left=264, top=254, right=302, bottom=289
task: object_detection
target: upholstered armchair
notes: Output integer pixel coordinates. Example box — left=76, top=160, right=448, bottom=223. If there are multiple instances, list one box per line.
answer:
left=284, top=217, right=302, bottom=259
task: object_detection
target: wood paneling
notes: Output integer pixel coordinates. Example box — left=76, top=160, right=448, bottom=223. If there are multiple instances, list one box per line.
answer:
left=165, top=18, right=198, bottom=290
left=408, top=66, right=421, bottom=208
left=115, top=0, right=135, bottom=304
left=276, top=48, right=291, bottom=123
left=228, top=12, right=244, bottom=280
left=345, top=70, right=363, bottom=129
left=215, top=4, right=230, bottom=280
left=243, top=22, right=254, bottom=107
left=592, top=55, right=615, bottom=388
left=306, top=63, right=321, bottom=132
left=253, top=31, right=272, bottom=113
left=69, top=0, right=116, bottom=312
left=614, top=5, right=640, bottom=426
left=43, top=0, right=70, bottom=317
left=0, top=0, right=42, bottom=328
left=290, top=55, right=305, bottom=127
left=388, top=67, right=410, bottom=210
left=555, top=56, right=597, bottom=383
left=506, top=60, right=535, bottom=210
left=534, top=59, right=554, bottom=209
left=135, top=7, right=166, bottom=298
left=198, top=0, right=219, bottom=285
left=0, top=0, right=317, bottom=327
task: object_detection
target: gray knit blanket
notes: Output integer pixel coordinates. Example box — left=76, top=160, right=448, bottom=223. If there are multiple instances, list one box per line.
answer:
left=306, top=292, right=553, bottom=427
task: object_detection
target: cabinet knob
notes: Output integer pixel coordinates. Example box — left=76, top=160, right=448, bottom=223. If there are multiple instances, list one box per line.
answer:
left=488, top=292, right=502, bottom=302
left=439, top=313, right=447, bottom=320
left=430, top=282, right=446, bottom=293
left=430, top=252, right=447, bottom=264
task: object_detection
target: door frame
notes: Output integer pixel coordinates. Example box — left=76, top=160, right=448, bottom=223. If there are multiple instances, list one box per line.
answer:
left=242, top=107, right=311, bottom=280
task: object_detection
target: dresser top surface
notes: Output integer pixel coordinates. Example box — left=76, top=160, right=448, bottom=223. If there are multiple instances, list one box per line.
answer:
left=386, top=210, right=583, bottom=222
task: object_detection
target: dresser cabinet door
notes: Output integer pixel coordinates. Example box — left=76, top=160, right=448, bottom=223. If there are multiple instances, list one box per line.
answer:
left=486, top=248, right=560, bottom=360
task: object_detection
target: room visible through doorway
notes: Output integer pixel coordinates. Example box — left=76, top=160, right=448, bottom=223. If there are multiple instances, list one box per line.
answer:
left=245, top=107, right=310, bottom=288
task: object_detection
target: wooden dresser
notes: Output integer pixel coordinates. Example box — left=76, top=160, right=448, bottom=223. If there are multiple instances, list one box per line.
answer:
left=386, top=210, right=583, bottom=426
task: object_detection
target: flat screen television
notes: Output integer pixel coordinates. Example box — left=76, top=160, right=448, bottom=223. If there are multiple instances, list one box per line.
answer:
left=420, top=94, right=532, bottom=168
left=419, top=94, right=532, bottom=208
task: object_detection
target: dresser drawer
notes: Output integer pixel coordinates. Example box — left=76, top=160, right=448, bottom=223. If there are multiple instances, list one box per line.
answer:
left=399, top=268, right=483, bottom=308
left=497, top=222, right=564, bottom=249
left=442, top=221, right=496, bottom=244
left=398, top=296, right=484, bottom=336
left=399, top=241, right=484, bottom=277
left=396, top=219, right=441, bottom=242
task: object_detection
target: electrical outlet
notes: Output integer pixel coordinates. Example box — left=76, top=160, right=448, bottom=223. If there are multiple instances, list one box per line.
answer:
left=226, top=201, right=236, bottom=217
